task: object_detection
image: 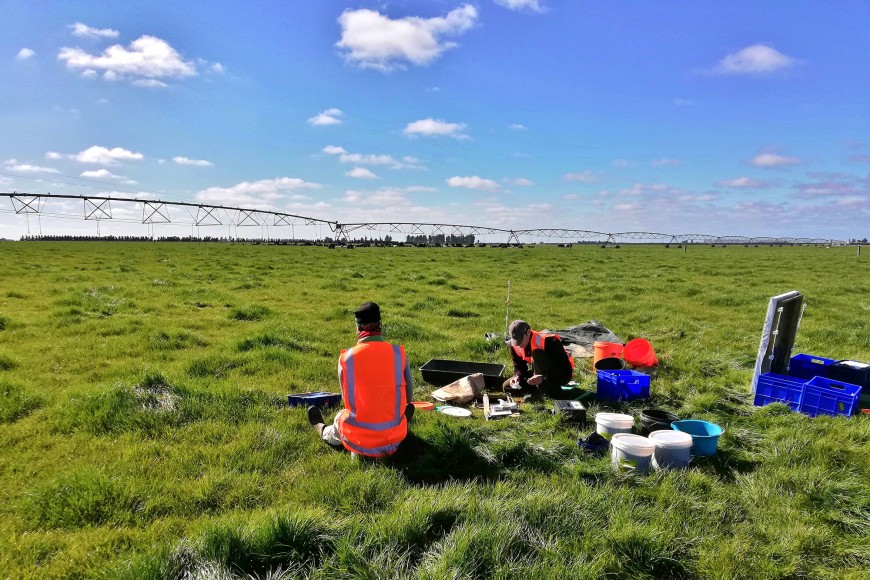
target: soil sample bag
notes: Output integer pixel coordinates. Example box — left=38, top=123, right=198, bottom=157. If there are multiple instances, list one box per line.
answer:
left=431, top=373, right=485, bottom=405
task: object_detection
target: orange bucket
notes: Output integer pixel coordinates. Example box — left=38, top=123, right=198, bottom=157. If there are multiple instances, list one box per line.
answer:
left=593, top=341, right=624, bottom=366
left=623, top=338, right=658, bottom=367
left=411, top=401, right=435, bottom=411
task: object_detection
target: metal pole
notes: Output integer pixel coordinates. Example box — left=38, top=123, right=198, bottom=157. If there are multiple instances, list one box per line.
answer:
left=504, top=280, right=511, bottom=339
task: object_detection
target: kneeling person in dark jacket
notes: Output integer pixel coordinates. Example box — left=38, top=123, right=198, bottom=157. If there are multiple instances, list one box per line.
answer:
left=503, top=319, right=575, bottom=398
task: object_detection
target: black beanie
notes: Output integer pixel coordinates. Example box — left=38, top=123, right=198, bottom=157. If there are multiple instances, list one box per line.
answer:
left=354, top=302, right=381, bottom=325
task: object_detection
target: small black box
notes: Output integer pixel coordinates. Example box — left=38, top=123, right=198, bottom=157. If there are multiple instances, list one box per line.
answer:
left=553, top=399, right=586, bottom=422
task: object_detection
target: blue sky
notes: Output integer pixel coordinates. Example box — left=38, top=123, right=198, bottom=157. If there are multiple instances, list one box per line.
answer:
left=1, top=1, right=868, bottom=240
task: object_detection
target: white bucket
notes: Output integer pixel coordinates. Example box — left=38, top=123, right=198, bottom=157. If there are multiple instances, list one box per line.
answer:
left=610, top=433, right=656, bottom=475
left=648, top=429, right=693, bottom=469
left=595, top=412, right=634, bottom=439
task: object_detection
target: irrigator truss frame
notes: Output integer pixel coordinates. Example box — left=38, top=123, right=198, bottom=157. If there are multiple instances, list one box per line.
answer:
left=0, top=192, right=843, bottom=246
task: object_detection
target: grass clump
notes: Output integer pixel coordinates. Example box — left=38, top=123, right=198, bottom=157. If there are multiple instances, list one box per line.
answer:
left=0, top=382, right=43, bottom=423
left=229, top=304, right=272, bottom=321
left=25, top=467, right=143, bottom=529
left=52, top=373, right=270, bottom=436
left=122, top=510, right=338, bottom=579
left=236, top=333, right=311, bottom=353
left=0, top=354, right=18, bottom=371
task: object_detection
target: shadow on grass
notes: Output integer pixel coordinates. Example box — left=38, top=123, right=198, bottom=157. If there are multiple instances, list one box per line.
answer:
left=690, top=446, right=759, bottom=482
left=384, top=426, right=502, bottom=484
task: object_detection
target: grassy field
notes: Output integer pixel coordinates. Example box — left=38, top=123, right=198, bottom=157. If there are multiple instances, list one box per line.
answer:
left=0, top=242, right=868, bottom=579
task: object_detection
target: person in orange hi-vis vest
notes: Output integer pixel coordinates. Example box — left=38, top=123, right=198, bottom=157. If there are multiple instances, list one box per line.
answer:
left=503, top=319, right=576, bottom=398
left=308, top=302, right=414, bottom=457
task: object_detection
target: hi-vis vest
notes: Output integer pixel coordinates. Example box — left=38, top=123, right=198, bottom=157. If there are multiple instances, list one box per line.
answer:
left=512, top=330, right=575, bottom=369
left=337, top=341, right=408, bottom=457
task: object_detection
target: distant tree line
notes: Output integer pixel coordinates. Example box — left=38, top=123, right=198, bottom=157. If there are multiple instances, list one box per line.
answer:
left=404, top=233, right=476, bottom=245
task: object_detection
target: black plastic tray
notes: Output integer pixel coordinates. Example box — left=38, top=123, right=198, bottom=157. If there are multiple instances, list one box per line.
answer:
left=419, top=359, right=505, bottom=389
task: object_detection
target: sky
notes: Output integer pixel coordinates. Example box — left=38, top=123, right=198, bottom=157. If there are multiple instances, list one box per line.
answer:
left=1, top=0, right=868, bottom=241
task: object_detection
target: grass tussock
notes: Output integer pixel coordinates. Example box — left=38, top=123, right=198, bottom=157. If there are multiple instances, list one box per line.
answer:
left=229, top=304, right=273, bottom=321
left=0, top=382, right=43, bottom=423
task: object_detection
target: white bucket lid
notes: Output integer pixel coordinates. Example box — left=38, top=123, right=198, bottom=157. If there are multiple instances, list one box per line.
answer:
left=648, top=429, right=693, bottom=449
left=610, top=433, right=655, bottom=455
left=595, top=412, right=634, bottom=428
left=440, top=407, right=472, bottom=417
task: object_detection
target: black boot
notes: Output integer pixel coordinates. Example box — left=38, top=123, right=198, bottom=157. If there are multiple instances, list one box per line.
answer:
left=405, top=402, right=415, bottom=423
left=307, top=405, right=324, bottom=426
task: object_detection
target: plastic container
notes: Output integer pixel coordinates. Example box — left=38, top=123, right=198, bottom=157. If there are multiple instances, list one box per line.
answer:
left=597, top=370, right=651, bottom=401
left=610, top=433, right=656, bottom=474
left=640, top=409, right=678, bottom=435
left=789, top=354, right=870, bottom=390
left=593, top=341, right=624, bottom=366
left=787, top=354, right=836, bottom=380
left=799, top=376, right=861, bottom=418
left=648, top=429, right=693, bottom=469
left=623, top=338, right=658, bottom=367
left=419, top=359, right=505, bottom=389
left=411, top=401, right=435, bottom=411
left=287, top=392, right=341, bottom=408
left=671, top=420, right=724, bottom=456
left=553, top=399, right=586, bottom=422
left=593, top=357, right=626, bottom=372
left=595, top=412, right=635, bottom=439
left=753, top=373, right=805, bottom=412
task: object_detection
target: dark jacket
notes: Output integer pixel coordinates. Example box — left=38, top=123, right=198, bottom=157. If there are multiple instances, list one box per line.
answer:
left=510, top=332, right=574, bottom=395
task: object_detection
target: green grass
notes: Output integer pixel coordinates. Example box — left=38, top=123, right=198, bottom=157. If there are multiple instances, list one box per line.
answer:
left=0, top=242, right=869, bottom=578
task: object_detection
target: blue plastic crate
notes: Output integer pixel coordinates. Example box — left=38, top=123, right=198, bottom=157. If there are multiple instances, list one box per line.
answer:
left=754, top=373, right=805, bottom=411
left=596, top=370, right=650, bottom=401
left=788, top=354, right=837, bottom=381
left=287, top=392, right=342, bottom=408
left=799, top=376, right=861, bottom=418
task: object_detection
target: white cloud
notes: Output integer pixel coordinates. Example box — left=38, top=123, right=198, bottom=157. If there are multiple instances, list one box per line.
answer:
left=447, top=176, right=501, bottom=191
left=564, top=171, right=599, bottom=183
left=404, top=118, right=468, bottom=139
left=210, top=62, right=224, bottom=74
left=323, top=145, right=345, bottom=155
left=308, top=108, right=344, bottom=126
left=61, top=145, right=144, bottom=165
left=4, top=161, right=59, bottom=174
left=173, top=156, right=213, bottom=167
left=750, top=152, right=802, bottom=168
left=711, top=44, right=799, bottom=75
left=562, top=193, right=580, bottom=200
left=716, top=177, right=774, bottom=189
left=81, top=169, right=124, bottom=180
left=346, top=167, right=378, bottom=179
left=508, top=123, right=527, bottom=130
left=16, top=48, right=35, bottom=60
left=493, top=0, right=545, bottom=12
left=322, top=145, right=421, bottom=169
left=795, top=174, right=869, bottom=198
left=195, top=177, right=322, bottom=208
left=336, top=5, right=477, bottom=71
left=68, top=22, right=119, bottom=39
left=651, top=158, right=682, bottom=167
left=58, top=35, right=196, bottom=85
left=505, top=177, right=534, bottom=186
left=612, top=159, right=632, bottom=168
left=132, top=79, right=168, bottom=88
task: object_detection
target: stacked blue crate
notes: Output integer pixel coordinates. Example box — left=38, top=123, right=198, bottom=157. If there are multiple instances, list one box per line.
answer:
left=596, top=370, right=650, bottom=401
left=753, top=373, right=805, bottom=412
left=799, top=376, right=861, bottom=418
